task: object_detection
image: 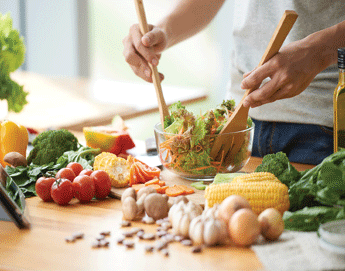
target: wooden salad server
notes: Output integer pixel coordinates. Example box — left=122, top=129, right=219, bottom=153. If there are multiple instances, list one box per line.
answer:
left=210, top=10, right=298, bottom=164
left=134, top=0, right=170, bottom=127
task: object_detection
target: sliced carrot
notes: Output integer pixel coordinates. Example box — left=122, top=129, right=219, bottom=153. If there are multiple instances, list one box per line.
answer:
left=146, top=184, right=161, bottom=191
left=144, top=178, right=160, bottom=186
left=178, top=185, right=195, bottom=195
left=156, top=186, right=169, bottom=194
left=165, top=185, right=185, bottom=197
left=131, top=183, right=145, bottom=192
left=158, top=181, right=166, bottom=187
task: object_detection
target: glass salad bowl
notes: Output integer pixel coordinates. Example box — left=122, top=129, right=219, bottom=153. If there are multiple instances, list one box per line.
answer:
left=154, top=122, right=254, bottom=181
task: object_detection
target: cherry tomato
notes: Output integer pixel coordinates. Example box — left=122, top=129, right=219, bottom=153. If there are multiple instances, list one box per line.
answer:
left=51, top=178, right=74, bottom=205
left=35, top=177, right=56, bottom=202
left=79, top=169, right=93, bottom=176
left=90, top=170, right=112, bottom=199
left=73, top=175, right=95, bottom=203
left=56, top=168, right=76, bottom=182
left=66, top=162, right=83, bottom=176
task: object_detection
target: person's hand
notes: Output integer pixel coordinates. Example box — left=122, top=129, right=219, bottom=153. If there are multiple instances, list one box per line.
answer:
left=241, top=39, right=329, bottom=108
left=122, top=24, right=167, bottom=83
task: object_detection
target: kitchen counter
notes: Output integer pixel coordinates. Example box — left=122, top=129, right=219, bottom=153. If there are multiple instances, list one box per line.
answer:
left=0, top=157, right=314, bottom=271
left=5, top=71, right=208, bottom=131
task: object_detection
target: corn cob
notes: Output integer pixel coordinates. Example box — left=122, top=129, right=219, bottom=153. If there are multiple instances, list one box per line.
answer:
left=204, top=172, right=290, bottom=215
left=94, top=152, right=130, bottom=187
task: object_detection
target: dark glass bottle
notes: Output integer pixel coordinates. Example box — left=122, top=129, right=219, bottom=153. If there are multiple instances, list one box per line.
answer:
left=334, top=48, right=345, bottom=152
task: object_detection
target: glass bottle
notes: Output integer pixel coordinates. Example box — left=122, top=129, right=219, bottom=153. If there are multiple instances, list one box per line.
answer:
left=334, top=48, right=345, bottom=152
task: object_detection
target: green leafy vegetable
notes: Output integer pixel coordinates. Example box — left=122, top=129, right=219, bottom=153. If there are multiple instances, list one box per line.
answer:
left=0, top=13, right=28, bottom=112
left=27, top=129, right=79, bottom=166
left=212, top=172, right=245, bottom=185
left=254, top=151, right=301, bottom=187
left=283, top=206, right=345, bottom=232
left=56, top=146, right=101, bottom=169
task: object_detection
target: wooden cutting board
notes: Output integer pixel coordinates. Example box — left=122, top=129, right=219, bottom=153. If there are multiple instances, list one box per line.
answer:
left=110, top=169, right=207, bottom=206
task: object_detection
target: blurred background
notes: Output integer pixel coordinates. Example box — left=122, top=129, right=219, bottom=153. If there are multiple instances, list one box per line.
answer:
left=0, top=0, right=235, bottom=140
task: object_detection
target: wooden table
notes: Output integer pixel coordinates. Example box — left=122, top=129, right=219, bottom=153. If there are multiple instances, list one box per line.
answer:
left=6, top=71, right=208, bottom=131
left=0, top=157, right=314, bottom=271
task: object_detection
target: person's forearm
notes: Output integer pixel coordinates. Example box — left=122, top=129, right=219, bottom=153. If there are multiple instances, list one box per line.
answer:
left=304, top=20, right=345, bottom=69
left=157, top=0, right=226, bottom=49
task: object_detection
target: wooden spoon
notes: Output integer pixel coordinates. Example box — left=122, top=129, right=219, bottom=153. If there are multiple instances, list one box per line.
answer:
left=210, top=10, right=298, bottom=162
left=134, top=0, right=170, bottom=127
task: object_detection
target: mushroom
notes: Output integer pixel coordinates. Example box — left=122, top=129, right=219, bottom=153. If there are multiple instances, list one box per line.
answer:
left=122, top=196, right=138, bottom=221
left=136, top=186, right=157, bottom=215
left=144, top=193, right=169, bottom=221
left=121, top=187, right=136, bottom=204
left=0, top=164, right=9, bottom=187
left=4, top=152, right=27, bottom=167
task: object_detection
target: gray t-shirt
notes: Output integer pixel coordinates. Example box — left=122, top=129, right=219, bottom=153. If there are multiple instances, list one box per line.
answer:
left=226, top=0, right=345, bottom=128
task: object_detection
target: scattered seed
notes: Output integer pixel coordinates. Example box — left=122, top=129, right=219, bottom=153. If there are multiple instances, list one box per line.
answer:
left=120, top=220, right=131, bottom=227
left=191, top=246, right=202, bottom=253
left=72, top=231, right=84, bottom=239
left=156, top=226, right=163, bottom=232
left=129, top=227, right=142, bottom=235
left=96, top=235, right=105, bottom=241
left=122, top=231, right=134, bottom=238
left=156, top=219, right=164, bottom=226
left=142, top=216, right=155, bottom=224
left=100, top=231, right=111, bottom=236
left=181, top=239, right=193, bottom=246
left=99, top=239, right=110, bottom=247
left=65, top=236, right=76, bottom=243
left=142, top=233, right=156, bottom=240
left=161, top=222, right=172, bottom=231
left=144, top=245, right=155, bottom=253
left=123, top=240, right=135, bottom=248
left=116, top=236, right=125, bottom=244
left=174, top=235, right=184, bottom=242
left=162, top=234, right=174, bottom=243
left=91, top=241, right=101, bottom=248
left=161, top=248, right=169, bottom=257
left=156, top=240, right=168, bottom=251
left=156, top=230, right=167, bottom=238
left=137, top=230, right=145, bottom=239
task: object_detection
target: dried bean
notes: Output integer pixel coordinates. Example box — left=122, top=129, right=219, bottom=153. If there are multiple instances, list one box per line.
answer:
left=174, top=235, right=184, bottom=242
left=142, top=216, right=155, bottom=224
left=155, top=240, right=168, bottom=251
left=129, top=227, right=142, bottom=235
left=161, top=248, right=169, bottom=257
left=100, top=231, right=111, bottom=236
left=123, top=240, right=135, bottom=249
left=96, top=235, right=105, bottom=241
left=156, top=230, right=167, bottom=238
left=120, top=220, right=131, bottom=227
left=122, top=231, right=134, bottom=238
left=65, top=236, right=76, bottom=243
left=91, top=241, right=101, bottom=248
left=142, top=233, right=156, bottom=241
left=162, top=234, right=174, bottom=243
left=72, top=231, right=84, bottom=239
left=137, top=230, right=145, bottom=239
left=156, top=219, right=164, bottom=226
left=181, top=239, right=193, bottom=246
left=161, top=222, right=172, bottom=231
left=116, top=236, right=125, bottom=244
left=191, top=246, right=202, bottom=253
left=144, top=245, right=154, bottom=253
left=99, top=239, right=110, bottom=247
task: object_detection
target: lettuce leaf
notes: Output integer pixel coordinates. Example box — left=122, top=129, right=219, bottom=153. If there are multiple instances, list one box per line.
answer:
left=0, top=13, right=27, bottom=113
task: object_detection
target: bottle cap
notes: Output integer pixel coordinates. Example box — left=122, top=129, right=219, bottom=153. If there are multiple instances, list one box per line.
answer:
left=338, top=48, right=345, bottom=69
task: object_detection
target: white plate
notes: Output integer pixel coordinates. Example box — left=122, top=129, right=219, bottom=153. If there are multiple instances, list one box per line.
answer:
left=319, top=237, right=345, bottom=255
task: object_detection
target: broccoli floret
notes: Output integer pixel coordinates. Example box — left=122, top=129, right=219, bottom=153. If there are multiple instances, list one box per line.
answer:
left=254, top=152, right=301, bottom=187
left=27, top=129, right=79, bottom=165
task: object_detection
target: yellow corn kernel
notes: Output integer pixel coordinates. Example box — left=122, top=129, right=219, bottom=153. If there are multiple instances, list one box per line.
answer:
left=232, top=172, right=280, bottom=183
left=93, top=153, right=130, bottom=187
left=204, top=172, right=290, bottom=215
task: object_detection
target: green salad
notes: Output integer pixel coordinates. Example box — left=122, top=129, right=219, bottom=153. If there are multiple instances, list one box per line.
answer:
left=158, top=100, right=253, bottom=176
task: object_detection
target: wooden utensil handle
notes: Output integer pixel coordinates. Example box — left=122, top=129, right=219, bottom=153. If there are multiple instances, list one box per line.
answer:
left=134, top=0, right=170, bottom=125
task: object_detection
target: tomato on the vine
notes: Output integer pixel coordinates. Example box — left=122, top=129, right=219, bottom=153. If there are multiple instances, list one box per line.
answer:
left=56, top=168, right=76, bottom=182
left=90, top=170, right=111, bottom=199
left=35, top=177, right=56, bottom=202
left=51, top=178, right=74, bottom=205
left=67, top=162, right=83, bottom=176
left=72, top=175, right=95, bottom=203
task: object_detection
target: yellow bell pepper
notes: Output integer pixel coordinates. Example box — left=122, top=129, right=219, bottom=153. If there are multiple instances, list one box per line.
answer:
left=0, top=120, right=28, bottom=167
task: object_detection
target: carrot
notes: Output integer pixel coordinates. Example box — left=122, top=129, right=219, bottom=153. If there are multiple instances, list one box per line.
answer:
left=144, top=178, right=160, bottom=186
left=179, top=185, right=195, bottom=195
left=156, top=186, right=169, bottom=194
left=165, top=185, right=185, bottom=197
left=146, top=184, right=162, bottom=191
left=158, top=181, right=166, bottom=187
left=131, top=183, right=145, bottom=192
